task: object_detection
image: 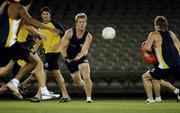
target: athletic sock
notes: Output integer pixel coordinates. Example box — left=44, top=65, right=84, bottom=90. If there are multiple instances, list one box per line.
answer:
left=174, top=88, right=179, bottom=94
left=155, top=96, right=162, bottom=101
left=11, top=78, right=20, bottom=88
left=86, top=96, right=92, bottom=101
left=40, top=87, right=50, bottom=95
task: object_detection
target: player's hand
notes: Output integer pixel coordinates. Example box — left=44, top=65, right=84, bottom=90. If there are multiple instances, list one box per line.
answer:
left=51, top=44, right=59, bottom=51
left=141, top=41, right=147, bottom=47
left=39, top=33, right=47, bottom=40
left=73, top=55, right=80, bottom=61
left=48, top=27, right=60, bottom=34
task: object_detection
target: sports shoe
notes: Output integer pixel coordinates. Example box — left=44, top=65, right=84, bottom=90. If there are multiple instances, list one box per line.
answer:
left=144, top=99, right=155, bottom=104
left=49, top=92, right=60, bottom=98
left=41, top=92, right=60, bottom=100
left=6, top=81, right=23, bottom=100
left=86, top=99, right=93, bottom=103
left=30, top=96, right=41, bottom=102
left=41, top=94, right=53, bottom=100
left=155, top=98, right=162, bottom=103
left=58, top=97, right=71, bottom=103
left=177, top=92, right=180, bottom=102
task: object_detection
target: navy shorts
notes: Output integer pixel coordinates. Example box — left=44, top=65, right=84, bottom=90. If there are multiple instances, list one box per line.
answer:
left=0, top=47, right=11, bottom=66
left=150, top=65, right=180, bottom=80
left=44, top=53, right=60, bottom=71
left=65, top=56, right=88, bottom=73
left=7, top=42, right=30, bottom=62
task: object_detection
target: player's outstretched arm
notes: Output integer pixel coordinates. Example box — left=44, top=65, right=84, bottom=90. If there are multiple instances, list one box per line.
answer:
left=61, top=29, right=73, bottom=58
left=74, top=33, right=93, bottom=61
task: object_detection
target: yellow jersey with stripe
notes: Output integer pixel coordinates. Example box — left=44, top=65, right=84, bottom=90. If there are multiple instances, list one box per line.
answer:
left=0, top=5, right=21, bottom=48
left=154, top=31, right=180, bottom=69
left=39, top=20, right=65, bottom=54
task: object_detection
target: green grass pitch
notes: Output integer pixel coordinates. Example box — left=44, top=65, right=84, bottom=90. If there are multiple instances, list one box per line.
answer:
left=0, top=99, right=180, bottom=113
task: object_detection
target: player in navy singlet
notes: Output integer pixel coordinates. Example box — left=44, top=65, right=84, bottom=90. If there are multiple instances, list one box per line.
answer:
left=142, top=16, right=180, bottom=104
left=61, top=13, right=93, bottom=103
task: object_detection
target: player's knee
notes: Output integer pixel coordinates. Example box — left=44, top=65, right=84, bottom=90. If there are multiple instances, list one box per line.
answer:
left=142, top=73, right=147, bottom=80
left=74, top=80, right=83, bottom=87
left=37, top=60, right=44, bottom=68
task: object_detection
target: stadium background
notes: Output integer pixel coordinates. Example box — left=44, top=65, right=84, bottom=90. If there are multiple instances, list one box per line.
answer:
left=0, top=0, right=180, bottom=98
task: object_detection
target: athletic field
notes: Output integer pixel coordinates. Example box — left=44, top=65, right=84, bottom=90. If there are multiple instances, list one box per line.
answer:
left=0, top=99, right=180, bottom=113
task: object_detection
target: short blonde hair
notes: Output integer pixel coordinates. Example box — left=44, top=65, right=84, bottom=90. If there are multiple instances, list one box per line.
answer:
left=75, top=13, right=88, bottom=23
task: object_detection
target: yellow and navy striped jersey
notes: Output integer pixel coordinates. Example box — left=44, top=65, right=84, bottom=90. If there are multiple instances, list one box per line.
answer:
left=154, top=31, right=180, bottom=69
left=0, top=5, right=21, bottom=48
left=39, top=20, right=65, bottom=54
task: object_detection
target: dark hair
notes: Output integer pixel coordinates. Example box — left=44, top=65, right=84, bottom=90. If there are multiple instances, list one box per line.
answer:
left=20, top=0, right=33, bottom=6
left=40, top=6, right=52, bottom=15
left=154, top=16, right=168, bottom=31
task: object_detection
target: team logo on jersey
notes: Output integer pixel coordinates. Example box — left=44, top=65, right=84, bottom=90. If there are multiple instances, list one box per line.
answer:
left=44, top=62, right=49, bottom=68
left=70, top=43, right=76, bottom=47
left=80, top=44, right=83, bottom=47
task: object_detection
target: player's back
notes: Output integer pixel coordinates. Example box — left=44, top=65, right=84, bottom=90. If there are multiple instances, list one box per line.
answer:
left=155, top=31, right=180, bottom=69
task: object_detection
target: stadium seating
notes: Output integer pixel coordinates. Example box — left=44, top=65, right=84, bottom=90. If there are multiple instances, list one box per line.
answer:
left=1, top=0, right=180, bottom=96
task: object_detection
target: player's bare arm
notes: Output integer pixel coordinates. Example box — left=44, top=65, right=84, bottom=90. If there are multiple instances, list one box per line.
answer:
left=170, top=31, right=180, bottom=53
left=74, top=33, right=93, bottom=61
left=61, top=29, right=73, bottom=58
left=24, top=25, right=47, bottom=40
left=144, top=32, right=158, bottom=52
left=0, top=0, right=8, bottom=15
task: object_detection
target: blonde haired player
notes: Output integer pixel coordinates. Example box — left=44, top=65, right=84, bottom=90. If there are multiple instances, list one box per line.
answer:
left=61, top=13, right=93, bottom=103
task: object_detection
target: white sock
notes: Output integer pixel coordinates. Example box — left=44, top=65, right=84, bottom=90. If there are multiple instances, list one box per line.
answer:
left=86, top=96, right=91, bottom=101
left=155, top=96, right=161, bottom=101
left=40, top=87, right=50, bottom=95
left=11, top=78, right=19, bottom=88
left=174, top=88, right=179, bottom=94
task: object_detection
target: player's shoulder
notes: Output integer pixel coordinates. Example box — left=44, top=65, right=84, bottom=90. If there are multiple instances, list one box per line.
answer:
left=87, top=32, right=93, bottom=40
left=66, top=28, right=73, bottom=33
left=169, top=31, right=176, bottom=36
left=64, top=28, right=73, bottom=38
left=149, top=31, right=159, bottom=36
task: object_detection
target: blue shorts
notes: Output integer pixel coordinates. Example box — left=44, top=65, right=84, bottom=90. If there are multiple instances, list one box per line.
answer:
left=150, top=65, right=180, bottom=80
left=65, top=56, right=88, bottom=73
left=1, top=42, right=30, bottom=63
left=44, top=53, right=60, bottom=71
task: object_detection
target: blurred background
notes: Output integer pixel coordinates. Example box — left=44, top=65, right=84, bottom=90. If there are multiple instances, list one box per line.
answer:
left=0, top=0, right=180, bottom=98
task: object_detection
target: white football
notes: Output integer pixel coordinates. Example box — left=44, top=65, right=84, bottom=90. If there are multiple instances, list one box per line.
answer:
left=102, top=27, right=116, bottom=39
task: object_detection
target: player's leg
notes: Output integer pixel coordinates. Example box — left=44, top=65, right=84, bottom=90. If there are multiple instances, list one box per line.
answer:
left=159, top=79, right=180, bottom=102
left=142, top=71, right=155, bottom=104
left=6, top=43, right=38, bottom=99
left=152, top=79, right=162, bottom=102
left=79, top=63, right=93, bottom=103
left=0, top=60, right=15, bottom=77
left=52, top=69, right=70, bottom=102
left=30, top=54, right=51, bottom=102
left=71, top=71, right=84, bottom=88
left=0, top=85, right=9, bottom=95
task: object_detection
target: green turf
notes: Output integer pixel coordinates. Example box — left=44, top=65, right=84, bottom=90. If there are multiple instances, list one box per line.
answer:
left=0, top=99, right=180, bottom=113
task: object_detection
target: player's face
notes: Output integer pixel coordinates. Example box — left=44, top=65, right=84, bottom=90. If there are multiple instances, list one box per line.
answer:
left=41, top=11, right=51, bottom=23
left=76, top=18, right=87, bottom=31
